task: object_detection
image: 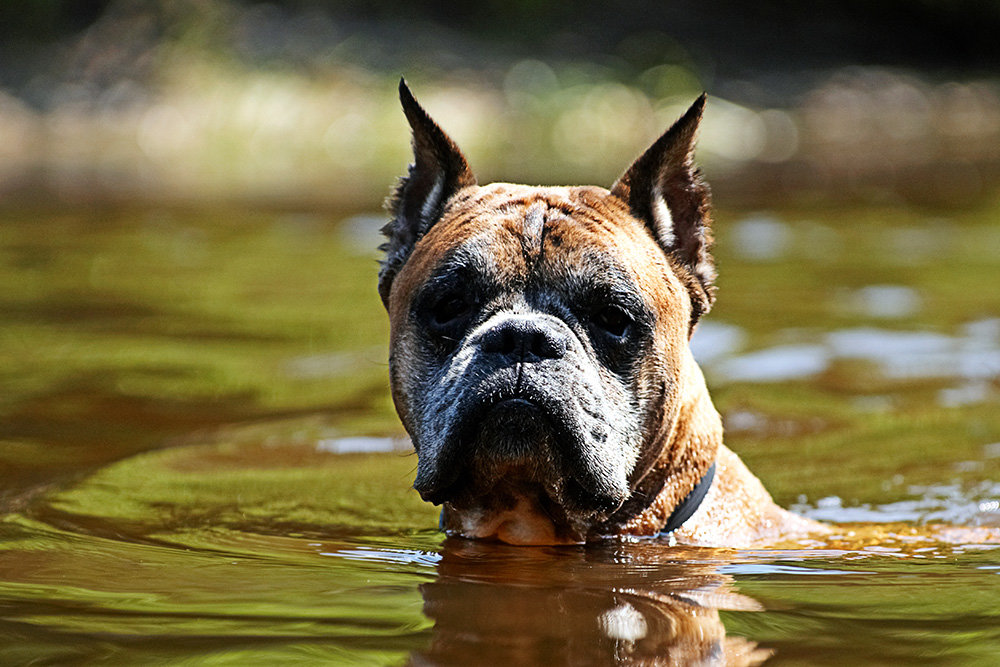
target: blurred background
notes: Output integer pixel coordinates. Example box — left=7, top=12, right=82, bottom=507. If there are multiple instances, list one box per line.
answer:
left=2, top=0, right=1000, bottom=208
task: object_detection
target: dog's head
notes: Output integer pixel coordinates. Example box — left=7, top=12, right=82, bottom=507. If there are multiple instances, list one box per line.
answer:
left=380, top=80, right=716, bottom=544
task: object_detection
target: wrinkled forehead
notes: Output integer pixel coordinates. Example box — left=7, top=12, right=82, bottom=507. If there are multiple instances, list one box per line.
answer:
left=390, top=183, right=679, bottom=314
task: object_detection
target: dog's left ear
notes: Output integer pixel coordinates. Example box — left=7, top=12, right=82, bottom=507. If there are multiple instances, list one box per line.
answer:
left=379, top=79, right=477, bottom=306
left=611, top=95, right=715, bottom=324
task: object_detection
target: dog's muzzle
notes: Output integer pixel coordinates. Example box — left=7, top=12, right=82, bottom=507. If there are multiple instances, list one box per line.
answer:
left=412, top=311, right=631, bottom=517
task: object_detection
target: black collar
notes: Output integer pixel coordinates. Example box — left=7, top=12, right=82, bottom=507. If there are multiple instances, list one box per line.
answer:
left=660, top=462, right=716, bottom=535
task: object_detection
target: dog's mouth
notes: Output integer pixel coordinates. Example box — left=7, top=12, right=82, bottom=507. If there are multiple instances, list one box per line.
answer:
left=416, top=393, right=628, bottom=544
left=440, top=479, right=590, bottom=545
left=415, top=395, right=560, bottom=502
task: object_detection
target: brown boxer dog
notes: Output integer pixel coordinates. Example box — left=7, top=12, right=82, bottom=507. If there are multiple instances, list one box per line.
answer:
left=379, top=80, right=824, bottom=546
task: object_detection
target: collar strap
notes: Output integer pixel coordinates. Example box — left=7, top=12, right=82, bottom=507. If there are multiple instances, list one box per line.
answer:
left=660, top=462, right=716, bottom=535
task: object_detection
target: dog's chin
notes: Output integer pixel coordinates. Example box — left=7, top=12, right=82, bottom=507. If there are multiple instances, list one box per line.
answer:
left=441, top=483, right=592, bottom=545
left=432, top=398, right=606, bottom=545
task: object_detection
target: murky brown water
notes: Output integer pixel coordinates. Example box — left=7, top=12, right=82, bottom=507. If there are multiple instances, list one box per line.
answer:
left=1, top=204, right=999, bottom=664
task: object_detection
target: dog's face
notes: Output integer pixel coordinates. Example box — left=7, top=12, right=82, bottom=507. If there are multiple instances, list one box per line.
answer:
left=380, top=81, right=716, bottom=544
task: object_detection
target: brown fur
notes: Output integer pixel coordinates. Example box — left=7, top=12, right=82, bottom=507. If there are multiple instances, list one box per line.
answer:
left=382, top=81, right=826, bottom=546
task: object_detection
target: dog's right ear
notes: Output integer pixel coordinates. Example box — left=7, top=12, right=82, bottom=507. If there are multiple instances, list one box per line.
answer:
left=611, top=95, right=715, bottom=327
left=379, top=79, right=476, bottom=307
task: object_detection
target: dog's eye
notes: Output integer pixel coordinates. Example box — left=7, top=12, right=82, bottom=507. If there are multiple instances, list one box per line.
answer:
left=430, top=292, right=473, bottom=326
left=592, top=304, right=633, bottom=338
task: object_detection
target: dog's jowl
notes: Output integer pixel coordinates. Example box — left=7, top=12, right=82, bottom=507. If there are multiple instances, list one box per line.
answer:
left=379, top=80, right=824, bottom=546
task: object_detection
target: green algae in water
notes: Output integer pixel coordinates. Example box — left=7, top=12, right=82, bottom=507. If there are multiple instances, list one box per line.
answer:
left=41, top=436, right=438, bottom=541
left=1, top=438, right=440, bottom=665
left=0, top=200, right=999, bottom=664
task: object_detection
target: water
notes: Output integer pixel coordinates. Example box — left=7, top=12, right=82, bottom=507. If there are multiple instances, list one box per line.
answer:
left=1, top=203, right=999, bottom=664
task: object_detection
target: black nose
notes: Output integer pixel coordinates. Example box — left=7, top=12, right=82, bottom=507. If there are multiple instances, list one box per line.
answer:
left=479, top=315, right=569, bottom=361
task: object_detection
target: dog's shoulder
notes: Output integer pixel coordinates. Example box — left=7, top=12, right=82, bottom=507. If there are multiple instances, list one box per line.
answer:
left=672, top=445, right=828, bottom=547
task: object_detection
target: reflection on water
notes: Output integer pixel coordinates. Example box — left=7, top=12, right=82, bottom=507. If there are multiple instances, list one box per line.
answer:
left=695, top=318, right=1000, bottom=396
left=316, top=436, right=410, bottom=454
left=1, top=204, right=999, bottom=663
left=3, top=438, right=1000, bottom=664
left=409, top=540, right=770, bottom=666
left=794, top=480, right=1000, bottom=527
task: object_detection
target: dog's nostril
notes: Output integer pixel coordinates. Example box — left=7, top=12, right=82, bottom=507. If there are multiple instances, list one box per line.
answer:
left=481, top=325, right=517, bottom=355
left=480, top=317, right=568, bottom=360
left=530, top=328, right=567, bottom=359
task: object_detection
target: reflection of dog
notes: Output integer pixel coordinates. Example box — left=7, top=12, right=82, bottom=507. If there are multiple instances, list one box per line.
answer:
left=415, top=539, right=772, bottom=666
left=380, top=80, right=823, bottom=546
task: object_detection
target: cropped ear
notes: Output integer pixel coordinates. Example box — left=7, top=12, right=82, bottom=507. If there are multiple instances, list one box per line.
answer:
left=379, top=79, right=476, bottom=306
left=611, top=95, right=715, bottom=325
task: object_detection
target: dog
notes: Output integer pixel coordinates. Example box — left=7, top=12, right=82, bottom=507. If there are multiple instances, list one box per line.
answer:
left=378, top=80, right=824, bottom=546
